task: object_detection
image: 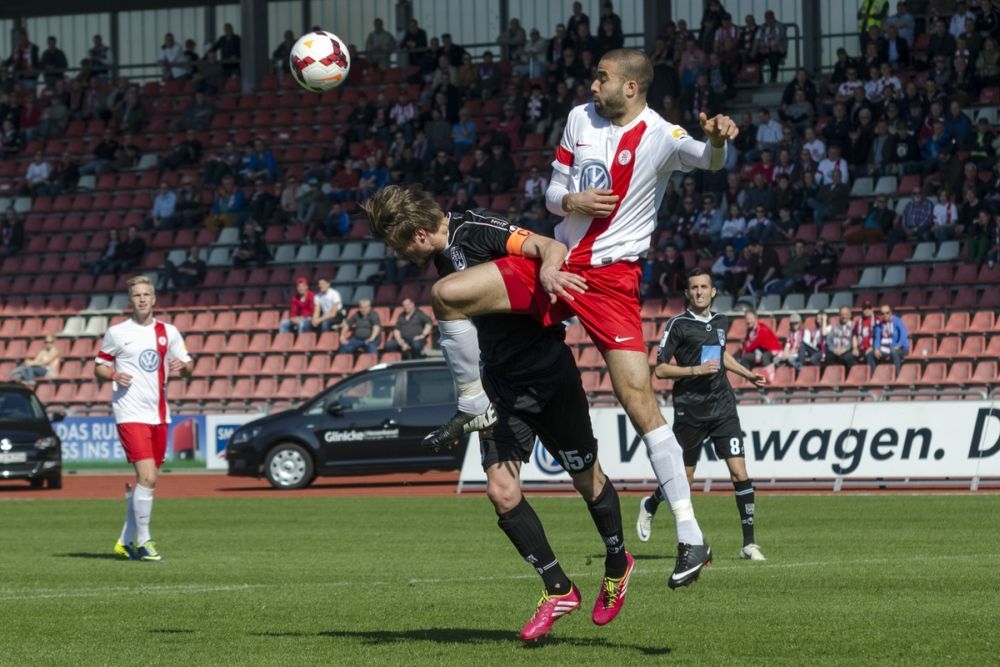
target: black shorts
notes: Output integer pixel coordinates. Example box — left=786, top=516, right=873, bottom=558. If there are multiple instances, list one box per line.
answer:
left=673, top=416, right=745, bottom=468
left=479, top=346, right=598, bottom=474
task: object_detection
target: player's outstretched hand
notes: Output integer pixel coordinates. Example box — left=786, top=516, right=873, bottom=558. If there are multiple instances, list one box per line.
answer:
left=750, top=372, right=767, bottom=388
left=539, top=266, right=588, bottom=303
left=567, top=188, right=619, bottom=218
left=699, top=112, right=739, bottom=144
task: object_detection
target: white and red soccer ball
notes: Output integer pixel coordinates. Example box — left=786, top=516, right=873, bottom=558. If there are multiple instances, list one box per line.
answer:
left=289, top=30, right=351, bottom=92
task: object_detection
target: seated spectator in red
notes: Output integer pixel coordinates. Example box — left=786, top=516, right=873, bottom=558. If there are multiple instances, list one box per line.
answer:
left=737, top=308, right=781, bottom=379
left=279, top=277, right=315, bottom=335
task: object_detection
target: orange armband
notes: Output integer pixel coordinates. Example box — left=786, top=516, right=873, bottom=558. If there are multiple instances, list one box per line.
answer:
left=505, top=227, right=534, bottom=256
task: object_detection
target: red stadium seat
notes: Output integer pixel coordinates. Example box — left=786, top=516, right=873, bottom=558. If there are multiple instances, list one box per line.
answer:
left=960, top=336, right=986, bottom=360
left=915, top=362, right=946, bottom=386
left=968, top=311, right=995, bottom=334
left=944, top=311, right=970, bottom=333
left=944, top=361, right=973, bottom=385
left=930, top=336, right=961, bottom=359
left=972, top=361, right=998, bottom=385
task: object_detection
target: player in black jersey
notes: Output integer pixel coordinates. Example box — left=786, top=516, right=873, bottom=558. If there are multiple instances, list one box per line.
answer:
left=636, top=268, right=769, bottom=561
left=363, top=185, right=633, bottom=641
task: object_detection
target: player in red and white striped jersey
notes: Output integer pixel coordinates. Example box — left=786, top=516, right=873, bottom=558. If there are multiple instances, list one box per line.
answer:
left=94, top=275, right=193, bottom=562
left=387, top=49, right=737, bottom=587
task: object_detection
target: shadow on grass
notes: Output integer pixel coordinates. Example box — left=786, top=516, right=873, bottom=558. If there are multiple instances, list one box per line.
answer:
left=57, top=552, right=124, bottom=560
left=256, top=628, right=670, bottom=655
left=218, top=480, right=457, bottom=493
left=150, top=629, right=196, bottom=634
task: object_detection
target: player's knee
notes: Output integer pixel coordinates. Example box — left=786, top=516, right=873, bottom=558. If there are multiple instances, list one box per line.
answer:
left=486, top=480, right=521, bottom=513
left=430, top=278, right=460, bottom=313
left=570, top=466, right=604, bottom=502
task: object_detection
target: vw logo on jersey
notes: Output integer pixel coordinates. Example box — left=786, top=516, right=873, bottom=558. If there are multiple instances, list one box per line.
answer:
left=578, top=160, right=611, bottom=191
left=138, top=349, right=161, bottom=372
left=449, top=246, right=468, bottom=271
left=532, top=437, right=563, bottom=476
left=617, top=149, right=632, bottom=165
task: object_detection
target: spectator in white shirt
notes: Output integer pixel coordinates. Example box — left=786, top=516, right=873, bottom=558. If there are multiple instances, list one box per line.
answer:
left=802, top=126, right=826, bottom=163
left=950, top=1, right=975, bottom=39
left=24, top=150, right=52, bottom=196
left=749, top=107, right=783, bottom=162
left=931, top=188, right=962, bottom=245
left=158, top=33, right=186, bottom=80
left=815, top=144, right=850, bottom=185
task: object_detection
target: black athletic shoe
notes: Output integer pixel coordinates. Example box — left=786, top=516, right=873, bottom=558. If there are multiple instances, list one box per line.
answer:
left=667, top=542, right=712, bottom=589
left=423, top=405, right=497, bottom=451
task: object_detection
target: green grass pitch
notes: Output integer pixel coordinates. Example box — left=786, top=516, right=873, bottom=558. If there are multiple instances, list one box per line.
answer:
left=2, top=493, right=998, bottom=665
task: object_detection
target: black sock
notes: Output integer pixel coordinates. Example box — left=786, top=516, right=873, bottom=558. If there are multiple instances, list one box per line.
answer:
left=646, top=484, right=665, bottom=515
left=587, top=480, right=627, bottom=578
left=734, top=478, right=756, bottom=546
left=497, top=498, right=571, bottom=595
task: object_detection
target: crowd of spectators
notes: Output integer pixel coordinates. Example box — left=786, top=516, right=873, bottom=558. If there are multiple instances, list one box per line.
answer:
left=0, top=2, right=998, bottom=397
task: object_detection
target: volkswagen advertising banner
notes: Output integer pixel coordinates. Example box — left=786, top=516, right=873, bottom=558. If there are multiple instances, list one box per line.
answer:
left=55, top=415, right=205, bottom=463
left=458, top=401, right=1000, bottom=489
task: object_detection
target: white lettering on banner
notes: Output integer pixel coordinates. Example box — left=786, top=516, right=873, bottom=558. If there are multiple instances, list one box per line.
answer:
left=457, top=401, right=1000, bottom=487
left=324, top=428, right=399, bottom=443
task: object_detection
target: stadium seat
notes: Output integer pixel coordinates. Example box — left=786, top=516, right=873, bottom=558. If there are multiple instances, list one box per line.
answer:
left=892, top=363, right=920, bottom=387
left=870, top=364, right=895, bottom=386
left=916, top=362, right=946, bottom=387
left=960, top=336, right=986, bottom=360
left=953, top=264, right=979, bottom=285
left=944, top=312, right=971, bottom=333
left=295, top=354, right=330, bottom=377
left=237, top=356, right=263, bottom=377
left=855, top=267, right=883, bottom=287
left=840, top=365, right=869, bottom=389
left=330, top=354, right=354, bottom=376
left=944, top=361, right=973, bottom=386
left=916, top=312, right=944, bottom=336
left=794, top=365, right=821, bottom=389
left=882, top=266, right=906, bottom=287
left=906, top=264, right=930, bottom=286
left=284, top=354, right=309, bottom=376
left=930, top=336, right=961, bottom=359
left=934, top=241, right=961, bottom=261
left=972, top=361, right=998, bottom=385
left=967, top=311, right=995, bottom=334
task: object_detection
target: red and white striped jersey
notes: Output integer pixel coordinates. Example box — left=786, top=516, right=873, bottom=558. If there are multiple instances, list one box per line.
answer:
left=96, top=318, right=191, bottom=425
left=550, top=103, right=725, bottom=269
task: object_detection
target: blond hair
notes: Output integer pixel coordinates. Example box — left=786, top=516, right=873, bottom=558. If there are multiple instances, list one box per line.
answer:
left=602, top=48, right=653, bottom=95
left=362, top=185, right=444, bottom=248
left=126, top=275, right=155, bottom=295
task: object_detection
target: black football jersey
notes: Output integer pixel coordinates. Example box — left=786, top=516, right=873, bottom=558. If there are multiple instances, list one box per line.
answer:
left=657, top=309, right=738, bottom=423
left=432, top=209, right=565, bottom=378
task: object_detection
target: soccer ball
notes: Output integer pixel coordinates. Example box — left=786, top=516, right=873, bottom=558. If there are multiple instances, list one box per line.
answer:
left=289, top=30, right=351, bottom=92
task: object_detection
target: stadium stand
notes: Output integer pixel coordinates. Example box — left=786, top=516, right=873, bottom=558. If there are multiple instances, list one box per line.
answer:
left=0, top=8, right=997, bottom=416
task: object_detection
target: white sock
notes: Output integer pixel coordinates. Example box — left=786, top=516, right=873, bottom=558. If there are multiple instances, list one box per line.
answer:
left=438, top=319, right=490, bottom=414
left=644, top=424, right=704, bottom=545
left=133, top=484, right=155, bottom=546
left=118, top=485, right=136, bottom=545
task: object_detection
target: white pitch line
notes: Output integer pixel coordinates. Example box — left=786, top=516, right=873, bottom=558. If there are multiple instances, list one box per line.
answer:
left=2, top=552, right=998, bottom=602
